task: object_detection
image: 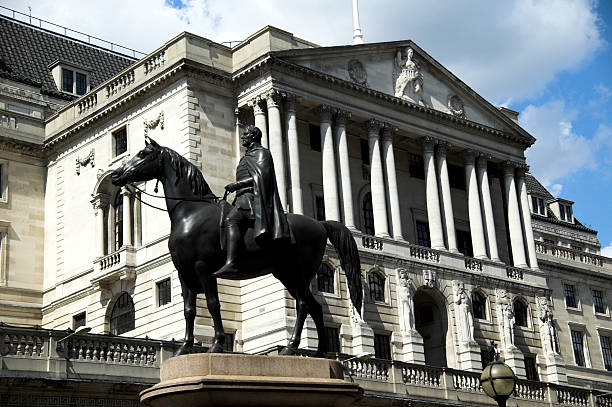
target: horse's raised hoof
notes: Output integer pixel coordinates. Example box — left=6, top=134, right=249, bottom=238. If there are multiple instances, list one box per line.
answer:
left=174, top=341, right=193, bottom=357
left=279, top=345, right=297, bottom=356
left=206, top=341, right=224, bottom=353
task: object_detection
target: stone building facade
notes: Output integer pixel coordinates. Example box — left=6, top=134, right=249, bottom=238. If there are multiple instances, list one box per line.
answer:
left=1, top=11, right=612, bottom=407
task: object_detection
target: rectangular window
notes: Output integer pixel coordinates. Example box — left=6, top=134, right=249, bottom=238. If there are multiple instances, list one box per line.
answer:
left=374, top=333, right=391, bottom=360
left=564, top=284, right=577, bottom=308
left=73, top=312, right=86, bottom=330
left=601, top=335, right=612, bottom=371
left=309, top=124, right=321, bottom=152
left=593, top=290, right=605, bottom=314
left=416, top=221, right=431, bottom=248
left=408, top=153, right=424, bottom=179
left=360, top=138, right=370, bottom=165
left=315, top=195, right=325, bottom=221
left=75, top=72, right=87, bottom=95
left=223, top=333, right=234, bottom=352
left=480, top=347, right=492, bottom=369
left=532, top=197, right=546, bottom=215
left=456, top=230, right=473, bottom=257
left=538, top=198, right=546, bottom=216
left=571, top=330, right=585, bottom=367
left=113, top=127, right=128, bottom=157
left=524, top=356, right=539, bottom=381
left=62, top=68, right=74, bottom=93
left=325, top=326, right=340, bottom=354
left=0, top=164, right=3, bottom=199
left=448, top=164, right=465, bottom=190
left=157, top=278, right=171, bottom=307
left=531, top=196, right=538, bottom=213
left=560, top=204, right=567, bottom=221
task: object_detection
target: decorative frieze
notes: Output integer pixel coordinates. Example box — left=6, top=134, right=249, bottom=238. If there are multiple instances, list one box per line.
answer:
left=347, top=59, right=367, bottom=85
left=447, top=94, right=465, bottom=118
left=143, top=111, right=165, bottom=136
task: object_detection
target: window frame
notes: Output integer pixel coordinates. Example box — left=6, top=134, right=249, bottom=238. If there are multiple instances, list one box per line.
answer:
left=72, top=311, right=87, bottom=330
left=415, top=220, right=431, bottom=248
left=597, top=329, right=612, bottom=372
left=368, top=270, right=386, bottom=303
left=524, top=355, right=539, bottom=381
left=513, top=298, right=529, bottom=328
left=563, top=283, right=579, bottom=310
left=60, top=66, right=90, bottom=96
left=591, top=288, right=608, bottom=316
left=109, top=292, right=135, bottom=336
left=0, top=221, right=9, bottom=285
left=0, top=160, right=8, bottom=206
left=324, top=326, right=341, bottom=354
left=373, top=332, right=392, bottom=360
left=112, top=126, right=129, bottom=159
left=155, top=276, right=173, bottom=308
left=362, top=192, right=374, bottom=236
left=472, top=290, right=488, bottom=321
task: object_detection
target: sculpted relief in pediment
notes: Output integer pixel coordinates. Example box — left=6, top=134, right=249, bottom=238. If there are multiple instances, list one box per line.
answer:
left=393, top=47, right=427, bottom=107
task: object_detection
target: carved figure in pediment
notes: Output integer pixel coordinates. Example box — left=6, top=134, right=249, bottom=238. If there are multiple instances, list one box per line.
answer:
left=453, top=281, right=474, bottom=342
left=397, top=269, right=415, bottom=333
left=537, top=296, right=558, bottom=355
left=496, top=289, right=515, bottom=349
left=393, top=47, right=426, bottom=106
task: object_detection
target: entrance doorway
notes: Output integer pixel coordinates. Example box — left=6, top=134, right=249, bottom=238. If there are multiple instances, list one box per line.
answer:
left=414, top=289, right=448, bottom=367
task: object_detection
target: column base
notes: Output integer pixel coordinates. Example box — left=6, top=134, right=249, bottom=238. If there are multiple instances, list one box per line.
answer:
left=457, top=341, right=482, bottom=372
left=376, top=233, right=391, bottom=239
left=514, top=263, right=529, bottom=269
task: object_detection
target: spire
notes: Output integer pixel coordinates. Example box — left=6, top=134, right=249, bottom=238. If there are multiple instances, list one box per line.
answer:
left=352, top=0, right=364, bottom=45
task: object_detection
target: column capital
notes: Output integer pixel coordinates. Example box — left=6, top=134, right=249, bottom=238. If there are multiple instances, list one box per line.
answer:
left=265, top=89, right=285, bottom=108
left=334, top=108, right=352, bottom=126
left=421, top=136, right=437, bottom=153
left=285, top=93, right=299, bottom=112
left=462, top=149, right=477, bottom=164
left=234, top=107, right=250, bottom=125
left=515, top=163, right=529, bottom=177
left=248, top=95, right=267, bottom=115
left=91, top=192, right=109, bottom=209
left=502, top=160, right=519, bottom=176
left=436, top=140, right=450, bottom=156
left=381, top=123, right=397, bottom=142
left=316, top=104, right=333, bottom=123
left=364, top=118, right=382, bottom=136
left=476, top=153, right=493, bottom=167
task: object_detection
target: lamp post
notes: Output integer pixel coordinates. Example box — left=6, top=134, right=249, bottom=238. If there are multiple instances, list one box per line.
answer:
left=479, top=343, right=517, bottom=407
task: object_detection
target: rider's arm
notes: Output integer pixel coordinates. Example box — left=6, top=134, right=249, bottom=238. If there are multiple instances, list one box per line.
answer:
left=225, top=177, right=254, bottom=192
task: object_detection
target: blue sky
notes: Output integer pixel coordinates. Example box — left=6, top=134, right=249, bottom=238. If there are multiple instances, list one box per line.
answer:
left=3, top=0, right=610, bottom=252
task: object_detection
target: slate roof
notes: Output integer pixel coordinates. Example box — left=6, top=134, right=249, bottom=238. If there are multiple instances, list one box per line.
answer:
left=0, top=15, right=136, bottom=100
left=525, top=173, right=554, bottom=200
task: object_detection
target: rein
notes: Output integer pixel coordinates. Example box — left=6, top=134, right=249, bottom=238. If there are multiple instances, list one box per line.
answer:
left=126, top=183, right=226, bottom=213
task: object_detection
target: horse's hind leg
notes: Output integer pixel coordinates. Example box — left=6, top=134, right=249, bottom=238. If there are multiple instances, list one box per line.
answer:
left=196, top=261, right=225, bottom=353
left=176, top=281, right=196, bottom=356
left=305, top=290, right=327, bottom=357
left=280, top=291, right=307, bottom=356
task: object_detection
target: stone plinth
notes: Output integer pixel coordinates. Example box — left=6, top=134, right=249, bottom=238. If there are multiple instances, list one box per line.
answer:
left=140, top=353, right=363, bottom=407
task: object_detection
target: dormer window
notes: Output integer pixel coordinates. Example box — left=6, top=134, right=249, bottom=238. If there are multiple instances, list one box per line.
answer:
left=531, top=196, right=546, bottom=216
left=559, top=204, right=573, bottom=222
left=549, top=199, right=574, bottom=223
left=49, top=60, right=91, bottom=96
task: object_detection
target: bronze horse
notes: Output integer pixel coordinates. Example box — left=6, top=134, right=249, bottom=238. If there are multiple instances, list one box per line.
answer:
left=111, top=137, right=362, bottom=356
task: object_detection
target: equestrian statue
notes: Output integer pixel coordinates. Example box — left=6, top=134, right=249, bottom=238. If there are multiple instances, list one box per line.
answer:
left=110, top=125, right=362, bottom=356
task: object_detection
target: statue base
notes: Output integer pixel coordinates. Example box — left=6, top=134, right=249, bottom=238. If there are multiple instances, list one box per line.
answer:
left=140, top=353, right=363, bottom=407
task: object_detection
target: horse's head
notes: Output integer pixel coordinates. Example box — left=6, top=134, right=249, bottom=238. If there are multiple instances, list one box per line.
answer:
left=111, top=136, right=163, bottom=187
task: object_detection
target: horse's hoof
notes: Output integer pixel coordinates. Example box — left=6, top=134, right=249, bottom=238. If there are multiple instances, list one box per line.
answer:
left=279, top=346, right=297, bottom=356
left=206, top=342, right=224, bottom=353
left=174, top=342, right=193, bottom=356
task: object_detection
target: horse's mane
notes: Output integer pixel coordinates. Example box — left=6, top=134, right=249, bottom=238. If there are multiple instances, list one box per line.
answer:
left=160, top=147, right=215, bottom=200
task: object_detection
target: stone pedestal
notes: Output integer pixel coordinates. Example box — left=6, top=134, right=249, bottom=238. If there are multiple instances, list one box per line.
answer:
left=456, top=341, right=482, bottom=372
left=538, top=353, right=568, bottom=384
left=351, top=323, right=375, bottom=356
left=394, top=331, right=425, bottom=364
left=503, top=346, right=526, bottom=379
left=141, top=354, right=363, bottom=407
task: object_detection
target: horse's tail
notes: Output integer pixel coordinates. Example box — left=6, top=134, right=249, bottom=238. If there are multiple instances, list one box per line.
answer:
left=321, top=221, right=362, bottom=315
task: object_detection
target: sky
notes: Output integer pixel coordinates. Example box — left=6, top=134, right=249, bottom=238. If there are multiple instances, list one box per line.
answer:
left=2, top=0, right=611, bottom=253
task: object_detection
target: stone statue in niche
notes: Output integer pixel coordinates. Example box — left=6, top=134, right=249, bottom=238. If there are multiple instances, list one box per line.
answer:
left=453, top=281, right=475, bottom=342
left=397, top=269, right=415, bottom=333
left=537, top=296, right=558, bottom=355
left=496, top=289, right=515, bottom=349
left=393, top=47, right=427, bottom=106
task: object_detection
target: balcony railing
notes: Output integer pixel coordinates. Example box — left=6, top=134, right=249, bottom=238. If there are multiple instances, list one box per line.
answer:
left=536, top=241, right=612, bottom=271
left=91, top=246, right=137, bottom=288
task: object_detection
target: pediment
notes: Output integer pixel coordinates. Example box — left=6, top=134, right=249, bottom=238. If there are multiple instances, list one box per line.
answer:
left=274, top=42, right=533, bottom=144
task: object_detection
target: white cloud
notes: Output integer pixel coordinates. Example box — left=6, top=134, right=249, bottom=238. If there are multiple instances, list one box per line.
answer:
left=1, top=0, right=604, bottom=103
left=549, top=184, right=563, bottom=197
left=601, top=241, right=612, bottom=258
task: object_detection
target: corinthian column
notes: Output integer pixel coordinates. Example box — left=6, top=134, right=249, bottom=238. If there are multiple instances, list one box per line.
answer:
left=334, top=109, right=355, bottom=229
left=517, top=166, right=539, bottom=269
left=464, top=151, right=486, bottom=258
left=121, top=187, right=132, bottom=247
left=477, top=154, right=500, bottom=261
left=436, top=141, right=457, bottom=252
left=249, top=96, right=268, bottom=148
left=382, top=124, right=403, bottom=240
left=318, top=105, right=340, bottom=221
left=503, top=162, right=528, bottom=268
left=266, top=90, right=287, bottom=209
left=366, top=119, right=390, bottom=237
left=422, top=137, right=444, bottom=249
left=91, top=194, right=108, bottom=257
left=285, top=94, right=303, bottom=214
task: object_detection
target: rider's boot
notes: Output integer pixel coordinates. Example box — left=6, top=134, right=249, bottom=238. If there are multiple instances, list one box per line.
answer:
left=213, top=223, right=240, bottom=278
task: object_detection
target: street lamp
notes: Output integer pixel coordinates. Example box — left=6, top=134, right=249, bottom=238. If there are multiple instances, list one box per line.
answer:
left=56, top=326, right=92, bottom=353
left=479, top=343, right=517, bottom=407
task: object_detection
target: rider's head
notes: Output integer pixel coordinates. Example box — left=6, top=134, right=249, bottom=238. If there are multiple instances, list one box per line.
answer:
left=242, top=125, right=262, bottom=147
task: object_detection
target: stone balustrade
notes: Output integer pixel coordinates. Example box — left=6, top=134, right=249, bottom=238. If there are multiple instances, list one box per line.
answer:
left=345, top=357, right=390, bottom=381
left=91, top=246, right=137, bottom=287
left=106, top=69, right=136, bottom=98
left=515, top=379, right=546, bottom=401
left=556, top=385, right=591, bottom=406
left=507, top=266, right=524, bottom=280
left=144, top=49, right=166, bottom=74
left=77, top=93, right=97, bottom=115
left=464, top=257, right=483, bottom=272
left=402, top=363, right=442, bottom=387
left=536, top=241, right=611, bottom=271
left=452, top=369, right=482, bottom=392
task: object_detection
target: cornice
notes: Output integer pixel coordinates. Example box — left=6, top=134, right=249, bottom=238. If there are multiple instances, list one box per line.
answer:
left=532, top=213, right=598, bottom=234
left=236, top=55, right=533, bottom=149
left=0, top=135, right=43, bottom=158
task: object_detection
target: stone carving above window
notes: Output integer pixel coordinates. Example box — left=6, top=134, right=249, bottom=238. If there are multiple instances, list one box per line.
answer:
left=447, top=94, right=465, bottom=118
left=393, top=47, right=427, bottom=106
left=75, top=148, right=95, bottom=175
left=422, top=269, right=436, bottom=288
left=347, top=59, right=367, bottom=85
left=143, top=111, right=164, bottom=136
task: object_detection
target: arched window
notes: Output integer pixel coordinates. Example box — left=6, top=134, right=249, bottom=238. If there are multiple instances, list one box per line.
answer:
left=369, top=271, right=385, bottom=302
left=110, top=292, right=135, bottom=335
left=317, top=263, right=334, bottom=293
left=362, top=192, right=374, bottom=236
left=472, top=291, right=487, bottom=320
left=114, top=191, right=123, bottom=251
left=514, top=299, right=528, bottom=327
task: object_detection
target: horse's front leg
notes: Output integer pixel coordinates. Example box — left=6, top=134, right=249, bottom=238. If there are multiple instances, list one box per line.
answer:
left=196, top=261, right=226, bottom=353
left=175, top=280, right=196, bottom=356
